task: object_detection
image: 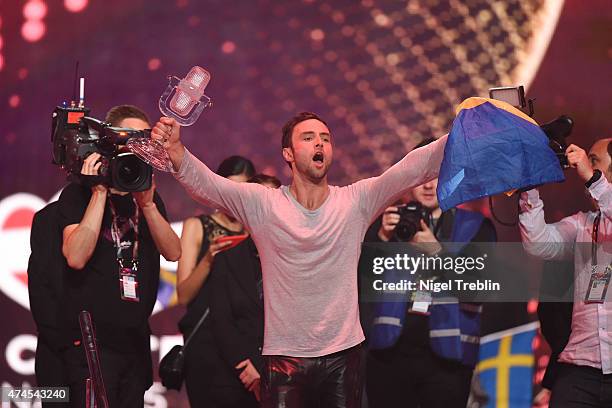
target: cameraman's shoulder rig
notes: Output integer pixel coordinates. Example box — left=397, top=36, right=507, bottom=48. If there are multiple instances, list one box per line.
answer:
left=369, top=208, right=484, bottom=367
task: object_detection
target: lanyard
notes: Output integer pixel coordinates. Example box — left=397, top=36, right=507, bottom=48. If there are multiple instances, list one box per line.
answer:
left=592, top=211, right=601, bottom=266
left=108, top=194, right=139, bottom=267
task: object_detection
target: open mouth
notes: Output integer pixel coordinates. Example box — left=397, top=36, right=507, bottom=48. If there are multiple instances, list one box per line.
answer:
left=313, top=152, right=324, bottom=163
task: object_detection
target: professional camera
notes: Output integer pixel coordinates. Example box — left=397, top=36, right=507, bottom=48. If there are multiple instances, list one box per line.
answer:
left=489, top=86, right=573, bottom=168
left=394, top=201, right=432, bottom=242
left=51, top=104, right=152, bottom=192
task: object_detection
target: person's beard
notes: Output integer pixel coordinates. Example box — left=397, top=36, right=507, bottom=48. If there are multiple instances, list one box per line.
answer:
left=305, top=165, right=328, bottom=182
left=295, top=153, right=330, bottom=183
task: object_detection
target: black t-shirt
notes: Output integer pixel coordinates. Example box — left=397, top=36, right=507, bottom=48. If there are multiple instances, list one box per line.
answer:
left=58, top=183, right=166, bottom=352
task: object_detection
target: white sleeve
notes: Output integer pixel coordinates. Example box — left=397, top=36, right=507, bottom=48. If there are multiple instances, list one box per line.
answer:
left=352, top=134, right=448, bottom=224
left=588, top=176, right=612, bottom=221
left=173, top=149, right=268, bottom=228
left=518, top=189, right=580, bottom=261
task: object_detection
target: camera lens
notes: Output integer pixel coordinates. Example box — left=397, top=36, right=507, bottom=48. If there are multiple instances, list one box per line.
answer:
left=395, top=221, right=418, bottom=242
left=110, top=152, right=152, bottom=192
left=117, top=155, right=142, bottom=184
left=393, top=201, right=427, bottom=242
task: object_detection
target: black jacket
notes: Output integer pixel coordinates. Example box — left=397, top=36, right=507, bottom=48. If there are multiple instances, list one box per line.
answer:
left=537, top=260, right=574, bottom=390
left=210, top=237, right=265, bottom=379
left=27, top=201, right=66, bottom=351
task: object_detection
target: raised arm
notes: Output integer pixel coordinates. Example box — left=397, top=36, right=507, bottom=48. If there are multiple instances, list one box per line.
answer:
left=589, top=177, right=612, bottom=220
left=566, top=142, right=612, bottom=220
left=151, top=117, right=266, bottom=228
left=61, top=154, right=107, bottom=270
left=519, top=142, right=612, bottom=260
left=133, top=185, right=181, bottom=261
left=355, top=134, right=448, bottom=222
left=518, top=189, right=578, bottom=260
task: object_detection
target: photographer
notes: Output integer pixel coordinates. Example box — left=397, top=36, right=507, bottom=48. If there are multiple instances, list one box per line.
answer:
left=519, top=140, right=612, bottom=408
left=58, top=105, right=181, bottom=407
left=364, top=138, right=496, bottom=408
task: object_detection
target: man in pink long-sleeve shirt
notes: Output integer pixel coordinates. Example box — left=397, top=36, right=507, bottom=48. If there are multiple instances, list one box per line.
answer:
left=152, top=112, right=447, bottom=407
left=519, top=139, right=612, bottom=408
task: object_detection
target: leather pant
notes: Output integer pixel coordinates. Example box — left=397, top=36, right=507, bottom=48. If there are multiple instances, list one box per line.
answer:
left=261, top=345, right=363, bottom=408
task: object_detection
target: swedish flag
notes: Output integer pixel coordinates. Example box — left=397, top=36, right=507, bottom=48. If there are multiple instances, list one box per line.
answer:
left=157, top=267, right=178, bottom=309
left=437, top=97, right=564, bottom=211
left=475, top=322, right=538, bottom=408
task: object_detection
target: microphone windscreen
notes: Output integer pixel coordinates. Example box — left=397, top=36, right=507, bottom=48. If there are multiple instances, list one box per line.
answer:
left=169, top=66, right=210, bottom=115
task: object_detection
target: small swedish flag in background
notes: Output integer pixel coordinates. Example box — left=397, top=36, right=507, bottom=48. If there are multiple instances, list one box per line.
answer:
left=157, top=267, right=178, bottom=309
left=475, top=322, right=538, bottom=408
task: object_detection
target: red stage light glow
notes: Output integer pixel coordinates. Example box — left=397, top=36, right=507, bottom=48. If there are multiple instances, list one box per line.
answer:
left=221, top=41, right=236, bottom=54
left=64, top=0, right=88, bottom=13
left=310, top=29, right=325, bottom=41
left=527, top=299, right=538, bottom=314
left=18, top=68, right=28, bottom=80
left=9, top=95, right=21, bottom=108
left=21, top=20, right=46, bottom=42
left=0, top=54, right=4, bottom=72
left=148, top=58, right=161, bottom=71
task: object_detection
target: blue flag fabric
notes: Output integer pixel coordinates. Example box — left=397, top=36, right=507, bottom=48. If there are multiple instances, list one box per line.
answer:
left=437, top=98, right=565, bottom=211
left=157, top=268, right=178, bottom=309
left=476, top=322, right=538, bottom=408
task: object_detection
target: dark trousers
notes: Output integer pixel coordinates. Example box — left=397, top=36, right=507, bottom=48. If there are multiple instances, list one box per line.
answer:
left=366, top=345, right=473, bottom=408
left=261, top=345, right=363, bottom=408
left=550, top=363, right=612, bottom=408
left=35, top=337, right=69, bottom=408
left=183, top=336, right=258, bottom=408
left=62, top=344, right=151, bottom=408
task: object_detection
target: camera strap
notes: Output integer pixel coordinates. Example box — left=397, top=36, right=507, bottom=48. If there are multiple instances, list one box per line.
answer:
left=432, top=211, right=446, bottom=239
left=108, top=194, right=141, bottom=302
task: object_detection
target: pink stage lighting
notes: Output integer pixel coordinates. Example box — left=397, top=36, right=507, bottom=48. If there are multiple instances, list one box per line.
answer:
left=221, top=41, right=236, bottom=54
left=64, top=0, right=88, bottom=13
left=21, top=20, right=46, bottom=43
left=23, top=0, right=47, bottom=20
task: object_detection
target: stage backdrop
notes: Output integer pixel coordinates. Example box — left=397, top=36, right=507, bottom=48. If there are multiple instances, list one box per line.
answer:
left=0, top=0, right=610, bottom=406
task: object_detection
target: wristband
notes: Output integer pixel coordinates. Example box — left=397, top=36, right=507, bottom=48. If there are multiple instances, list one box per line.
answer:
left=585, top=169, right=602, bottom=188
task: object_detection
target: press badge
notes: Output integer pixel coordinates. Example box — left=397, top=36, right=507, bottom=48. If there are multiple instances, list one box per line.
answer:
left=119, top=267, right=140, bottom=302
left=410, top=291, right=432, bottom=314
left=585, top=265, right=611, bottom=304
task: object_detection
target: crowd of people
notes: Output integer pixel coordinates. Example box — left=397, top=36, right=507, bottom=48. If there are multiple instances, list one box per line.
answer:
left=28, top=104, right=612, bottom=407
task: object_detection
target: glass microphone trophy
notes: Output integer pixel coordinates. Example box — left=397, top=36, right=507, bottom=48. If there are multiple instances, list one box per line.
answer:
left=127, top=66, right=212, bottom=172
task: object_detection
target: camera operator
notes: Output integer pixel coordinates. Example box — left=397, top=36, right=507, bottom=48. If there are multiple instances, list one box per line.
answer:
left=364, top=138, right=496, bottom=408
left=57, top=105, right=181, bottom=407
left=519, top=139, right=612, bottom=408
